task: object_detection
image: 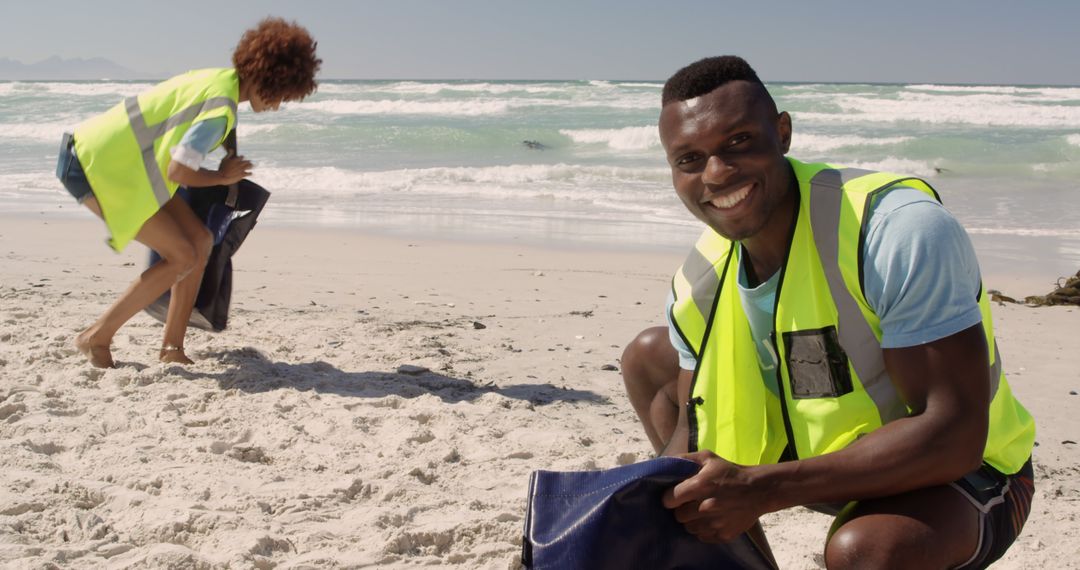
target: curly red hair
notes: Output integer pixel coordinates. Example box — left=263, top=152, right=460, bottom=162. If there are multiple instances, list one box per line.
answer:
left=233, top=17, right=321, bottom=103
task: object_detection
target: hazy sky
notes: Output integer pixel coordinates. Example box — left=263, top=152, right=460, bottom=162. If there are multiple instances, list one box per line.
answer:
left=3, top=0, right=1078, bottom=84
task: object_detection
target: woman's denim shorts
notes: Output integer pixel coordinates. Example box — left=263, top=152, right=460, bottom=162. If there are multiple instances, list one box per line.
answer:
left=56, top=132, right=95, bottom=203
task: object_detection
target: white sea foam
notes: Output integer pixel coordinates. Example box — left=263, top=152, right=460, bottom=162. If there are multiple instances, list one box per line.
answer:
left=308, top=83, right=361, bottom=95
left=906, top=84, right=1031, bottom=94
left=290, top=94, right=656, bottom=116
left=776, top=83, right=832, bottom=91
left=613, top=82, right=662, bottom=89
left=395, top=82, right=570, bottom=95
left=584, top=94, right=659, bottom=110
left=0, top=118, right=298, bottom=143
left=421, top=82, right=567, bottom=94
left=560, top=126, right=660, bottom=150
left=1066, top=134, right=1080, bottom=148
left=251, top=163, right=670, bottom=200
left=32, top=82, right=151, bottom=97
left=795, top=92, right=1080, bottom=127
left=236, top=123, right=299, bottom=136
left=1028, top=161, right=1080, bottom=176
left=965, top=227, right=1080, bottom=238
left=778, top=91, right=844, bottom=102
left=0, top=122, right=71, bottom=142
left=0, top=172, right=64, bottom=194
left=291, top=99, right=514, bottom=116
left=790, top=134, right=913, bottom=153
left=842, top=157, right=939, bottom=176
left=906, top=84, right=1080, bottom=100
left=318, top=81, right=577, bottom=96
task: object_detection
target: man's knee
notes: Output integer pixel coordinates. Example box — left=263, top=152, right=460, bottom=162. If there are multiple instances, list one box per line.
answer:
left=622, top=326, right=674, bottom=377
left=826, top=517, right=940, bottom=570
left=827, top=523, right=896, bottom=569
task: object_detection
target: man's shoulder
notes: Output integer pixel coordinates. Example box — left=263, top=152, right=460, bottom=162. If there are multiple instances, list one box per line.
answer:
left=865, top=185, right=959, bottom=246
left=870, top=185, right=942, bottom=216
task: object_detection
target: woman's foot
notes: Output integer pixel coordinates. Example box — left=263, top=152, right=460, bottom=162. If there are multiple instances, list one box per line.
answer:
left=159, top=344, right=194, bottom=365
left=75, top=330, right=115, bottom=369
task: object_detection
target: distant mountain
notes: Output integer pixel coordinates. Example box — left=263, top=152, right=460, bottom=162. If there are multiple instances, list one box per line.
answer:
left=0, top=56, right=155, bottom=80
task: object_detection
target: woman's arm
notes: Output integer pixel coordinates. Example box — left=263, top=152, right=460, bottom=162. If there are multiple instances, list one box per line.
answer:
left=167, top=155, right=251, bottom=188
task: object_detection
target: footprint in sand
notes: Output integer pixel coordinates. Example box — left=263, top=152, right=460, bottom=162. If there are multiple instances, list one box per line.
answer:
left=0, top=402, right=27, bottom=422
left=23, top=440, right=65, bottom=456
left=406, top=430, right=435, bottom=444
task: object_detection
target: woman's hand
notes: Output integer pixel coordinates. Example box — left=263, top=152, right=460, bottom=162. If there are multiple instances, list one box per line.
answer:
left=167, top=155, right=253, bottom=188
left=217, top=155, right=253, bottom=185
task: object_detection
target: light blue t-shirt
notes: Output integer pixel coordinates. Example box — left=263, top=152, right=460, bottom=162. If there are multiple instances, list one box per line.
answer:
left=666, top=187, right=985, bottom=377
left=169, top=117, right=228, bottom=169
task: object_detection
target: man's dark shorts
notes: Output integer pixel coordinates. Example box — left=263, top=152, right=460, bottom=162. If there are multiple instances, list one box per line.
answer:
left=814, top=458, right=1033, bottom=569
left=953, top=458, right=1034, bottom=569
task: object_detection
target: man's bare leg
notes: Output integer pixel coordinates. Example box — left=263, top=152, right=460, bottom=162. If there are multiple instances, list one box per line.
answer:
left=621, top=326, right=682, bottom=454
left=826, top=484, right=980, bottom=569
left=622, top=326, right=779, bottom=566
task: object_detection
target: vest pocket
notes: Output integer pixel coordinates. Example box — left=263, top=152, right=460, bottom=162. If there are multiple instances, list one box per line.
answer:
left=782, top=326, right=853, bottom=399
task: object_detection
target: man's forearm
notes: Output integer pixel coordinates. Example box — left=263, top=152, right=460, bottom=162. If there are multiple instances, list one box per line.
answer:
left=747, top=408, right=986, bottom=514
left=747, top=324, right=991, bottom=513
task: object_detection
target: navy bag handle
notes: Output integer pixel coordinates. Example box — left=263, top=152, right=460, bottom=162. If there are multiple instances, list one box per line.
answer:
left=522, top=457, right=778, bottom=570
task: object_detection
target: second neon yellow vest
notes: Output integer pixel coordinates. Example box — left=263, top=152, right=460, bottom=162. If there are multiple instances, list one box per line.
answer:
left=74, top=68, right=239, bottom=251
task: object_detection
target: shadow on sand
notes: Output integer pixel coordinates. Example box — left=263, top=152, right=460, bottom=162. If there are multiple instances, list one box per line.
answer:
left=166, top=346, right=605, bottom=406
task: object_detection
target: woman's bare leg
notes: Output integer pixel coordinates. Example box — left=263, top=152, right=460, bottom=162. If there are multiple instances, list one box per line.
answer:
left=158, top=197, right=213, bottom=364
left=75, top=195, right=200, bottom=368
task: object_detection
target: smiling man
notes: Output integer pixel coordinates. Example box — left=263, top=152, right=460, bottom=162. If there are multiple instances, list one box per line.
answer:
left=619, top=56, right=1035, bottom=568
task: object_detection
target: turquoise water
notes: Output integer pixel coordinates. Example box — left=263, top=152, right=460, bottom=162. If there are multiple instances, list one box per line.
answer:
left=2, top=79, right=1078, bottom=280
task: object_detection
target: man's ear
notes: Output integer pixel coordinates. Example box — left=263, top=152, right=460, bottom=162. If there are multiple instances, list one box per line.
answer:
left=777, top=111, right=792, bottom=154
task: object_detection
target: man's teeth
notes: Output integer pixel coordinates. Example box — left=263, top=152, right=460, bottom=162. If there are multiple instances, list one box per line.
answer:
left=710, top=184, right=752, bottom=209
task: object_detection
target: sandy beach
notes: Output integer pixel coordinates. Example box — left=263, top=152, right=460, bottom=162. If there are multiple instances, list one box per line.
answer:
left=1, top=215, right=1077, bottom=569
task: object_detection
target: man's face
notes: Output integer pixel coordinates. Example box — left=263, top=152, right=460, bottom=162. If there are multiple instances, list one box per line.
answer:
left=659, top=81, right=793, bottom=242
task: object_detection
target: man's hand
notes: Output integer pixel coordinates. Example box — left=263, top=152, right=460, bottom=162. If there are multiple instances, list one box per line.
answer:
left=217, top=154, right=252, bottom=185
left=662, top=450, right=765, bottom=543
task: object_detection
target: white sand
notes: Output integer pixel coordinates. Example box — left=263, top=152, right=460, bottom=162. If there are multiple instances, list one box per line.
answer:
left=1, top=216, right=1077, bottom=569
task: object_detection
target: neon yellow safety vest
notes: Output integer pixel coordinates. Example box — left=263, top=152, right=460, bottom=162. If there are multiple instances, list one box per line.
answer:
left=74, top=68, right=239, bottom=251
left=670, top=158, right=1035, bottom=475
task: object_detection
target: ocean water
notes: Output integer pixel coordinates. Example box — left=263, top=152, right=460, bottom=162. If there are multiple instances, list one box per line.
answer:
left=2, top=79, right=1078, bottom=284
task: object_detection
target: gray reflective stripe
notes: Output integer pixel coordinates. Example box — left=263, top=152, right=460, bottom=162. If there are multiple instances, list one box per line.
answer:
left=809, top=168, right=907, bottom=423
left=124, top=95, right=237, bottom=207
left=154, top=97, right=236, bottom=139
left=125, top=97, right=171, bottom=206
left=680, top=245, right=722, bottom=321
left=809, top=167, right=876, bottom=189
left=989, top=340, right=1002, bottom=401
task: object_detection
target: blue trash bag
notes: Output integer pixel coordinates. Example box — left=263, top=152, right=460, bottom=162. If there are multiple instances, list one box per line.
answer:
left=522, top=457, right=777, bottom=570
left=144, top=181, right=270, bottom=332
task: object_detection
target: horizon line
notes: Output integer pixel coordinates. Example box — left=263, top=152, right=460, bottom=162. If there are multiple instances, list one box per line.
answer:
left=2, top=76, right=1079, bottom=88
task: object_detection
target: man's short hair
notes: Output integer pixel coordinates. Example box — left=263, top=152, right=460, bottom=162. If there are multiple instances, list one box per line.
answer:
left=661, top=56, right=768, bottom=107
